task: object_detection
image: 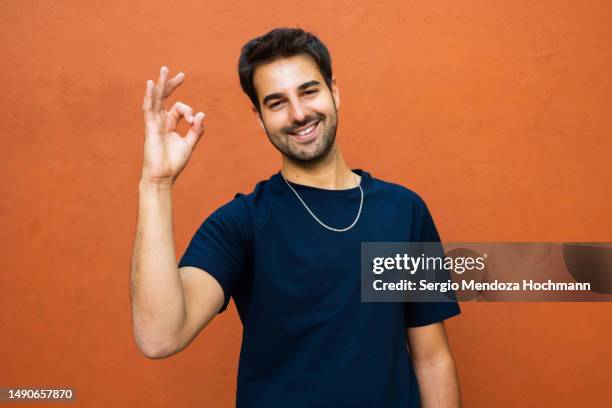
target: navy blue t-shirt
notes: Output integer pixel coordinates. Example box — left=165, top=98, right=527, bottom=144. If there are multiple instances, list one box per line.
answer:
left=178, top=168, right=460, bottom=408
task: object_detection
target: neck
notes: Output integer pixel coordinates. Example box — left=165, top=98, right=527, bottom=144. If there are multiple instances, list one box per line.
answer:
left=280, top=142, right=361, bottom=190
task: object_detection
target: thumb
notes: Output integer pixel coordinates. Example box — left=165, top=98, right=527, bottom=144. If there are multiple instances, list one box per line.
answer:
left=184, top=112, right=206, bottom=151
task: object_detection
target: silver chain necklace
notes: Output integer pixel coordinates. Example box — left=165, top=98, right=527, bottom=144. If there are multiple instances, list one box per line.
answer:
left=281, top=171, right=364, bottom=232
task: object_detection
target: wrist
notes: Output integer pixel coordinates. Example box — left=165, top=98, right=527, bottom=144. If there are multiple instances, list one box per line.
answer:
left=139, top=177, right=174, bottom=193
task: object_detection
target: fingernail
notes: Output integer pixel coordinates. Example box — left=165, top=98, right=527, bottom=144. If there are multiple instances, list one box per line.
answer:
left=160, top=66, right=168, bottom=75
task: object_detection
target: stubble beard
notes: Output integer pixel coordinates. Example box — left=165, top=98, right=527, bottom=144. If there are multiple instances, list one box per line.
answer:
left=262, top=110, right=338, bottom=166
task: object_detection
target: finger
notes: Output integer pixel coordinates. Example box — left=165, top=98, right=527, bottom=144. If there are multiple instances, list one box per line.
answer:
left=162, top=72, right=186, bottom=100
left=166, top=101, right=194, bottom=132
left=152, top=66, right=169, bottom=112
left=142, top=80, right=155, bottom=122
left=184, top=112, right=206, bottom=151
left=152, top=69, right=185, bottom=112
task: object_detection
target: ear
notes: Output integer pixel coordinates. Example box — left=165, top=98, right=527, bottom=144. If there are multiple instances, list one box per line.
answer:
left=331, top=77, right=340, bottom=110
left=252, top=106, right=265, bottom=130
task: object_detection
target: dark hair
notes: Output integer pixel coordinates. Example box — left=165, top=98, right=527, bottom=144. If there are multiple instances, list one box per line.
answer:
left=238, top=27, right=333, bottom=112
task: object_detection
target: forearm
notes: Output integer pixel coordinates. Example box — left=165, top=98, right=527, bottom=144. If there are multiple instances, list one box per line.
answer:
left=130, top=179, right=186, bottom=357
left=413, top=353, right=461, bottom=408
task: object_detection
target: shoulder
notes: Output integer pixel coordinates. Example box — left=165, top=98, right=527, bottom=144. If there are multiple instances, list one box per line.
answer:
left=367, top=174, right=439, bottom=240
left=368, top=174, right=429, bottom=212
left=214, top=172, right=275, bottom=210
left=211, top=174, right=276, bottom=232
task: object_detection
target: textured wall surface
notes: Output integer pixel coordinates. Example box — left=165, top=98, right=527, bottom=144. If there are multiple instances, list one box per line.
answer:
left=1, top=1, right=611, bottom=407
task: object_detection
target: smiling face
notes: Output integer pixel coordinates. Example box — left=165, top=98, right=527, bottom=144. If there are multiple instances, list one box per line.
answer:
left=252, top=54, right=340, bottom=164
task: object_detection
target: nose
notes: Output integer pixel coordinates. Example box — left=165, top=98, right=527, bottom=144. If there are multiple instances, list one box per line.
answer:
left=289, top=99, right=307, bottom=123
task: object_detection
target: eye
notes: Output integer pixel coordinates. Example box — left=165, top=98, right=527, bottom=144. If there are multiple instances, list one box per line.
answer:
left=304, top=89, right=318, bottom=95
left=269, top=100, right=285, bottom=109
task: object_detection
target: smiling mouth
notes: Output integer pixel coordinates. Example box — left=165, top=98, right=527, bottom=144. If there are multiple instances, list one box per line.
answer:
left=289, top=120, right=320, bottom=137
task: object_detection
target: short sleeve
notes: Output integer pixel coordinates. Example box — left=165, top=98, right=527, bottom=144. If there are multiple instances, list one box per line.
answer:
left=178, top=194, right=252, bottom=314
left=404, top=198, right=461, bottom=328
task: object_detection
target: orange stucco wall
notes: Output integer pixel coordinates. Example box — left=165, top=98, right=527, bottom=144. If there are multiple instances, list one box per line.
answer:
left=1, top=1, right=611, bottom=407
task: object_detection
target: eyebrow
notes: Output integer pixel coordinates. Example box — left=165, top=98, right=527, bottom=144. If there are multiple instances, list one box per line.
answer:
left=262, top=80, right=322, bottom=106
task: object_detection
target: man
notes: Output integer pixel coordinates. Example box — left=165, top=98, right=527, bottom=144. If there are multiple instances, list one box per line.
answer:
left=131, top=27, right=462, bottom=407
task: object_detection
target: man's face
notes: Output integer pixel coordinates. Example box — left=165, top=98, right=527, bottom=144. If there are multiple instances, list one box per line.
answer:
left=252, top=54, right=340, bottom=164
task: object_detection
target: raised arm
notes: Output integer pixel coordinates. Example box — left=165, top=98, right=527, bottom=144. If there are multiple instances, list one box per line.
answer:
left=130, top=66, right=222, bottom=359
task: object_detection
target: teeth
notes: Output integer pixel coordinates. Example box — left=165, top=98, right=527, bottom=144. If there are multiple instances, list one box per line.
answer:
left=294, top=122, right=317, bottom=136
